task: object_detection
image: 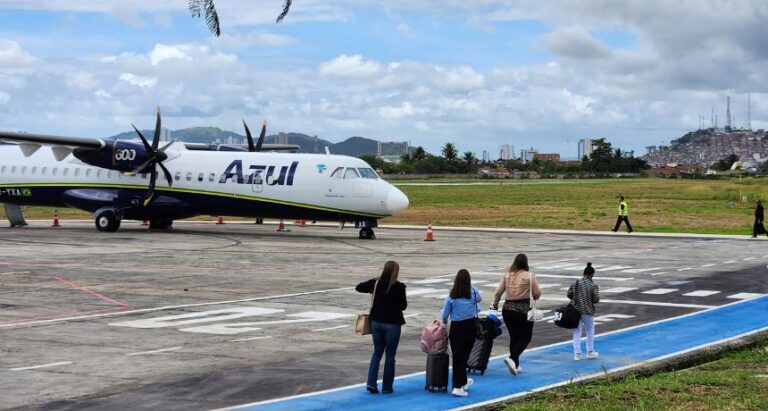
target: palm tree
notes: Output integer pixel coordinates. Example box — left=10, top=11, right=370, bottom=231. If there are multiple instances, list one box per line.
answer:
left=412, top=146, right=427, bottom=161
left=442, top=142, right=458, bottom=161
left=189, top=0, right=293, bottom=37
left=462, top=151, right=477, bottom=172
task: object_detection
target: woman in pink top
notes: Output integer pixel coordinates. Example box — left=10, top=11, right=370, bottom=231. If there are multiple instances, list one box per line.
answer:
left=491, top=254, right=542, bottom=375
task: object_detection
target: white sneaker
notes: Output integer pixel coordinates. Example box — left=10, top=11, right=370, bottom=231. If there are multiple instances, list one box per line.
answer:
left=574, top=353, right=581, bottom=361
left=452, top=388, right=468, bottom=397
left=461, top=378, right=474, bottom=391
left=516, top=365, right=522, bottom=373
left=505, top=358, right=518, bottom=375
left=587, top=351, right=599, bottom=359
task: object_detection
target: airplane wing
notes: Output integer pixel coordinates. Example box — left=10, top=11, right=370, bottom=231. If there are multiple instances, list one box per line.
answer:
left=0, top=131, right=105, bottom=160
left=184, top=143, right=301, bottom=152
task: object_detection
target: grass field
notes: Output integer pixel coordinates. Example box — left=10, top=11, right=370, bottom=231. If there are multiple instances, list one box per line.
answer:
left=3, top=178, right=767, bottom=235
left=505, top=340, right=768, bottom=411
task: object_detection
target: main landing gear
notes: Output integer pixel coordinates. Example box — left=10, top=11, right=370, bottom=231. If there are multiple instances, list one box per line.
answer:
left=95, top=209, right=121, bottom=232
left=149, top=219, right=173, bottom=230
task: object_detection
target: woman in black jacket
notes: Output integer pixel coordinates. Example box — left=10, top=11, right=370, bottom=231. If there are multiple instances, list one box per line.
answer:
left=356, top=261, right=407, bottom=394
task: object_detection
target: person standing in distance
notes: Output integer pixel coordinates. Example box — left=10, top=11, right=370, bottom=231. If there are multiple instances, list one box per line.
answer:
left=612, top=195, right=633, bottom=233
left=752, top=200, right=768, bottom=238
left=568, top=262, right=600, bottom=361
left=441, top=269, right=482, bottom=397
left=356, top=261, right=407, bottom=394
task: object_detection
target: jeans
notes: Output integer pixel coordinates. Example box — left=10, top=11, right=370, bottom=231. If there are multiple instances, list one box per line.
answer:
left=448, top=318, right=476, bottom=389
left=367, top=321, right=401, bottom=391
left=572, top=314, right=595, bottom=354
left=502, top=309, right=534, bottom=368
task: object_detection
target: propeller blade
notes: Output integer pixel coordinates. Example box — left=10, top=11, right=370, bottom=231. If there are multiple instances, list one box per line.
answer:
left=132, top=124, right=153, bottom=153
left=152, top=107, right=161, bottom=150
left=255, top=120, right=266, bottom=151
left=128, top=158, right=154, bottom=175
left=159, top=140, right=174, bottom=152
left=158, top=161, right=173, bottom=187
left=243, top=119, right=255, bottom=152
left=143, top=170, right=157, bottom=206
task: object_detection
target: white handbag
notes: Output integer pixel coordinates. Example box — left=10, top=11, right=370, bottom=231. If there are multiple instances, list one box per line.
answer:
left=526, top=272, right=544, bottom=322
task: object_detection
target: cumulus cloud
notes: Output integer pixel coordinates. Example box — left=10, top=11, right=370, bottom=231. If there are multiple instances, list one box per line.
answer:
left=0, top=39, right=37, bottom=67
left=118, top=73, right=157, bottom=88
left=540, top=26, right=610, bottom=60
left=215, top=31, right=296, bottom=49
left=320, top=54, right=382, bottom=77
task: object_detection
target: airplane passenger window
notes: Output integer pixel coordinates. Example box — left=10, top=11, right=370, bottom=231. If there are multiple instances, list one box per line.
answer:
left=41, top=167, right=47, bottom=175
left=74, top=168, right=80, bottom=177
left=107, top=171, right=112, bottom=178
left=357, top=168, right=378, bottom=179
left=209, top=173, right=215, bottom=182
left=21, top=166, right=27, bottom=174
left=174, top=172, right=181, bottom=181
left=11, top=166, right=17, bottom=174
left=63, top=168, right=69, bottom=177
left=330, top=167, right=344, bottom=178
left=31, top=167, right=37, bottom=175
left=52, top=167, right=57, bottom=176
left=344, top=168, right=359, bottom=179
left=0, top=165, right=5, bottom=174
left=198, top=173, right=204, bottom=182
left=140, top=173, right=147, bottom=179
left=96, top=169, right=102, bottom=178
left=85, top=169, right=91, bottom=177
left=186, top=172, right=192, bottom=182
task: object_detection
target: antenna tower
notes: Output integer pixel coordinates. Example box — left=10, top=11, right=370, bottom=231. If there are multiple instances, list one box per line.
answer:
left=725, top=96, right=732, bottom=130
left=747, top=94, right=752, bottom=131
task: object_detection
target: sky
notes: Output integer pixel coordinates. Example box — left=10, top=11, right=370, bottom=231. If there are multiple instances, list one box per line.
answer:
left=0, top=1, right=766, bottom=158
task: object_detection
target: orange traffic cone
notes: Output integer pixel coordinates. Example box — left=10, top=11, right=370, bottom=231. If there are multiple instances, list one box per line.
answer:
left=299, top=219, right=307, bottom=227
left=277, top=219, right=288, bottom=232
left=424, top=223, right=435, bottom=241
left=216, top=216, right=225, bottom=225
left=51, top=210, right=61, bottom=228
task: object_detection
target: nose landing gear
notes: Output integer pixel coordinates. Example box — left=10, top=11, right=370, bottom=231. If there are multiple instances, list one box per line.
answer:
left=356, top=219, right=378, bottom=240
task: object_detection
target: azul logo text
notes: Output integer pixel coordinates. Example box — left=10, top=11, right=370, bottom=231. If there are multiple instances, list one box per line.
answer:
left=220, top=160, right=299, bottom=186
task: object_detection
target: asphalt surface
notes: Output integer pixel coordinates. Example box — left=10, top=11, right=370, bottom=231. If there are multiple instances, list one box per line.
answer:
left=0, top=221, right=766, bottom=410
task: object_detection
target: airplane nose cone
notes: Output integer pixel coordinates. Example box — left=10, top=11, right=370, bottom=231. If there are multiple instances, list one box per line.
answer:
left=387, top=187, right=409, bottom=214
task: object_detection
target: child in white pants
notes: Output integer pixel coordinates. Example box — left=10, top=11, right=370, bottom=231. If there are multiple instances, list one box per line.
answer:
left=567, top=262, right=600, bottom=361
left=573, top=314, right=596, bottom=360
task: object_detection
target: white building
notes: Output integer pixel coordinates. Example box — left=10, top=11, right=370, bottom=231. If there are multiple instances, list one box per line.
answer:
left=520, top=147, right=539, bottom=163
left=499, top=144, right=514, bottom=160
left=578, top=139, right=593, bottom=160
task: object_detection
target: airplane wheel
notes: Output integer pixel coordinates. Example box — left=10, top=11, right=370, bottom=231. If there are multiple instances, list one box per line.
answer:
left=149, top=219, right=173, bottom=229
left=359, top=227, right=375, bottom=240
left=95, top=210, right=121, bottom=232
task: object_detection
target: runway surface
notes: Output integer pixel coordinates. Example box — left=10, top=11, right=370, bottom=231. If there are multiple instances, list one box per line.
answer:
left=0, top=221, right=766, bottom=410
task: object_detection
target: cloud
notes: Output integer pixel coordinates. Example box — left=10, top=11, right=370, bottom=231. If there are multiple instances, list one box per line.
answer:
left=396, top=23, right=411, bottom=36
left=0, top=39, right=37, bottom=67
left=215, top=31, right=296, bottom=49
left=118, top=73, right=157, bottom=88
left=0, top=91, right=9, bottom=104
left=320, top=54, right=382, bottom=77
left=150, top=44, right=195, bottom=66
left=540, top=26, right=610, bottom=60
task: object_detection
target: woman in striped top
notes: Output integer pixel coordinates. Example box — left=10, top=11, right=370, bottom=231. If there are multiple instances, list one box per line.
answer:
left=567, top=262, right=600, bottom=360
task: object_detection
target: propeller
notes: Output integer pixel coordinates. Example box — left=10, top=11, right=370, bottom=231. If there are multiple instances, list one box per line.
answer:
left=242, top=119, right=267, bottom=152
left=130, top=107, right=174, bottom=206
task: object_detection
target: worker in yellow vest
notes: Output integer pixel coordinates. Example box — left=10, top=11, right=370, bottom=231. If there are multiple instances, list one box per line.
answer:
left=612, top=196, right=633, bottom=233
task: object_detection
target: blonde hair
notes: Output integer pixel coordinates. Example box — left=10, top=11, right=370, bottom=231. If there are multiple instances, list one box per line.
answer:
left=380, top=261, right=400, bottom=293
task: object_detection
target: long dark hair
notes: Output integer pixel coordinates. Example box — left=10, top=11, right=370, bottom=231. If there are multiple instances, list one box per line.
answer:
left=379, top=261, right=400, bottom=293
left=449, top=269, right=472, bottom=299
left=510, top=254, right=529, bottom=273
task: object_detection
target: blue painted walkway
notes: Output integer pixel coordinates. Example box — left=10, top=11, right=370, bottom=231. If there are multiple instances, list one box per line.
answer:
left=226, top=297, right=768, bottom=411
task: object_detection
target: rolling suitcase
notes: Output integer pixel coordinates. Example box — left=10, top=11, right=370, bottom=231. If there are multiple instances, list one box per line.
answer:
left=466, top=336, right=494, bottom=375
left=425, top=352, right=449, bottom=393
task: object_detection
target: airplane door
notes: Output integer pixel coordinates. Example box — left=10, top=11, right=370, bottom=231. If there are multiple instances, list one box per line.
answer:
left=251, top=171, right=263, bottom=193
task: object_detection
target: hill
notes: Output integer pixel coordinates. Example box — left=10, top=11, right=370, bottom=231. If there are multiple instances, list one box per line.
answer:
left=107, top=128, right=380, bottom=155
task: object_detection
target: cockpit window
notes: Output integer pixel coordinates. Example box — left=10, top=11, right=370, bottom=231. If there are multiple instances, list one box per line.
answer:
left=330, top=167, right=344, bottom=179
left=344, top=168, right=360, bottom=179
left=357, top=168, right=378, bottom=179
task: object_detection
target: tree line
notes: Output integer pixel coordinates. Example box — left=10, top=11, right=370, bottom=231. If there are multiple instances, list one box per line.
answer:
left=359, top=138, right=648, bottom=175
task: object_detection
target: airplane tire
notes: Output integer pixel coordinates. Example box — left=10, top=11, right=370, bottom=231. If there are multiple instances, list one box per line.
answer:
left=95, top=210, right=121, bottom=232
left=149, top=219, right=173, bottom=229
left=359, top=227, right=375, bottom=240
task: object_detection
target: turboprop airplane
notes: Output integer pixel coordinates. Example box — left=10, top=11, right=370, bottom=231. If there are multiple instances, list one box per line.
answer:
left=0, top=110, right=409, bottom=239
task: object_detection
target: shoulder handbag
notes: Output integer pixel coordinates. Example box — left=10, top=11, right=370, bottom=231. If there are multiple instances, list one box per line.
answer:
left=526, top=272, right=544, bottom=322
left=554, top=280, right=581, bottom=329
left=355, top=280, right=378, bottom=335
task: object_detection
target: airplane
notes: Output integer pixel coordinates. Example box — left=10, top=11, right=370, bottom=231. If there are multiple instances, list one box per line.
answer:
left=0, top=109, right=409, bottom=239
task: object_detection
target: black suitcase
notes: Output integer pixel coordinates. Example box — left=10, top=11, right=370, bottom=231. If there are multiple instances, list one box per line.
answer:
left=425, top=352, right=449, bottom=393
left=467, top=336, right=494, bottom=375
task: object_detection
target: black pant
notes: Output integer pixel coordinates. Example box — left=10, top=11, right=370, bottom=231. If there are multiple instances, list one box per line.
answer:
left=613, top=216, right=633, bottom=232
left=502, top=309, right=534, bottom=367
left=448, top=318, right=476, bottom=389
left=753, top=219, right=767, bottom=237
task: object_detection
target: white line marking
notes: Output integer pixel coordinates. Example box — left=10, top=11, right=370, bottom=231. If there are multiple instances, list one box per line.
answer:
left=642, top=288, right=679, bottom=295
left=621, top=267, right=665, bottom=273
left=126, top=347, right=182, bottom=356
left=0, top=286, right=355, bottom=329
left=534, top=274, right=633, bottom=282
left=700, top=264, right=714, bottom=268
left=312, top=325, right=350, bottom=332
left=727, top=293, right=765, bottom=300
left=412, top=279, right=447, bottom=284
left=725, top=260, right=737, bottom=264
left=601, top=287, right=638, bottom=294
left=650, top=272, right=670, bottom=276
left=677, top=268, right=693, bottom=271
left=406, top=288, right=442, bottom=296
left=230, top=336, right=273, bottom=342
left=743, top=257, right=756, bottom=261
left=9, top=361, right=72, bottom=371
left=683, top=290, right=720, bottom=297
left=538, top=296, right=714, bottom=309
left=216, top=297, right=766, bottom=411
left=538, top=283, right=563, bottom=288
left=403, top=313, right=420, bottom=318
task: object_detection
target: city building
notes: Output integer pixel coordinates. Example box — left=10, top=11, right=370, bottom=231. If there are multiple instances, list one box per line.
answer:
left=482, top=150, right=490, bottom=163
left=520, top=147, right=539, bottom=163
left=533, top=153, right=561, bottom=162
left=276, top=132, right=289, bottom=145
left=499, top=144, right=514, bottom=160
left=578, top=139, right=593, bottom=160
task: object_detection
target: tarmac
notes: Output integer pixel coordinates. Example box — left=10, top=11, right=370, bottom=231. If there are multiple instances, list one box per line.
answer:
left=0, top=220, right=767, bottom=410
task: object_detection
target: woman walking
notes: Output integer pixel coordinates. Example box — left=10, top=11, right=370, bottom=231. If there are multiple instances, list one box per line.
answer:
left=569, top=262, right=600, bottom=360
left=492, top=254, right=541, bottom=375
left=355, top=261, right=407, bottom=394
left=441, top=269, right=482, bottom=397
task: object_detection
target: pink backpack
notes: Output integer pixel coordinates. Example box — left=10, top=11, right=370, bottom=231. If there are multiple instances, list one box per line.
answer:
left=420, top=320, right=448, bottom=354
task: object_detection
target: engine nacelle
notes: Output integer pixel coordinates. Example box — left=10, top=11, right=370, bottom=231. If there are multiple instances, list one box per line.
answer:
left=73, top=141, right=153, bottom=173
